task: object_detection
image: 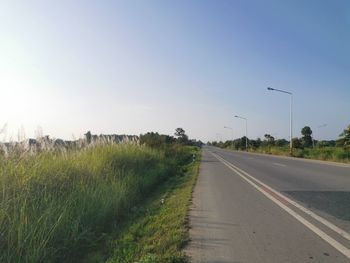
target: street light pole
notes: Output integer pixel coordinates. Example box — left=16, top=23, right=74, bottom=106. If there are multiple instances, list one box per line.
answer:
left=267, top=87, right=293, bottom=155
left=290, top=93, right=293, bottom=153
left=224, top=126, right=234, bottom=149
left=234, top=115, right=248, bottom=150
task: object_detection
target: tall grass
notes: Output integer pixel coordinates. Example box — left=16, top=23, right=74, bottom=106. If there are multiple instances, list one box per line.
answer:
left=0, top=144, right=178, bottom=262
left=302, top=147, right=350, bottom=162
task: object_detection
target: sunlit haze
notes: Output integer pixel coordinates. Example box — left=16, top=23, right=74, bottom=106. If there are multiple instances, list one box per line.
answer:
left=1, top=0, right=349, bottom=142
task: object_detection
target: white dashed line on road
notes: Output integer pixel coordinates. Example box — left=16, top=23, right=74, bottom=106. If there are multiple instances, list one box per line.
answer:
left=273, top=162, right=286, bottom=167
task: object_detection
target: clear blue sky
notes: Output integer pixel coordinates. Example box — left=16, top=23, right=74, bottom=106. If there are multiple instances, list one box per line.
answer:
left=1, top=0, right=349, bottom=142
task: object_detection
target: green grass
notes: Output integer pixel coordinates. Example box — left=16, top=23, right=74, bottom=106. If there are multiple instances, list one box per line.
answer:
left=84, top=146, right=200, bottom=263
left=302, top=147, right=350, bottom=162
left=0, top=144, right=191, bottom=263
left=249, top=146, right=350, bottom=163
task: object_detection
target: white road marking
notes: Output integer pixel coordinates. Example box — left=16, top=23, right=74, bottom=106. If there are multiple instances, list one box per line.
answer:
left=210, top=152, right=350, bottom=260
left=215, top=152, right=350, bottom=241
left=272, top=162, right=286, bottom=167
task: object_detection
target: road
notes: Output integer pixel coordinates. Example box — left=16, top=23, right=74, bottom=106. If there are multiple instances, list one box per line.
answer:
left=186, top=146, right=350, bottom=262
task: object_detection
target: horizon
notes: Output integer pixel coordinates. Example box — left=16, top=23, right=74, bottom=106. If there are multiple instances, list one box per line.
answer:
left=0, top=125, right=345, bottom=144
left=1, top=0, right=349, bottom=142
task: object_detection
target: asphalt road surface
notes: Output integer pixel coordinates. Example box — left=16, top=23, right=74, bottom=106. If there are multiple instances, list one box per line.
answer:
left=186, top=146, right=350, bottom=262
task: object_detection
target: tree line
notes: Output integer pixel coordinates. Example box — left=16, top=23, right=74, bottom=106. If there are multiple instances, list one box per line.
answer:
left=140, top=128, right=203, bottom=149
left=209, top=124, right=350, bottom=152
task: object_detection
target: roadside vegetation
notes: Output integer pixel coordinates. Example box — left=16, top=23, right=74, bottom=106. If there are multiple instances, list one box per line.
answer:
left=0, top=128, right=202, bottom=263
left=88, top=146, right=200, bottom=263
left=210, top=124, right=350, bottom=163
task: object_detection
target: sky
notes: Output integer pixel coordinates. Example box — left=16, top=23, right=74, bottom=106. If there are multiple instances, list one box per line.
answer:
left=1, top=0, right=349, bottom=142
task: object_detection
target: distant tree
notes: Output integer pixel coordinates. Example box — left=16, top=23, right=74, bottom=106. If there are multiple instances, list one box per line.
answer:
left=316, top=141, right=325, bottom=148
left=336, top=124, right=350, bottom=150
left=174, top=128, right=188, bottom=144
left=292, top=137, right=303, bottom=149
left=174, top=128, right=185, bottom=137
left=318, top=140, right=336, bottom=147
left=264, top=134, right=275, bottom=146
left=140, top=132, right=176, bottom=148
left=256, top=138, right=262, bottom=148
left=223, top=140, right=232, bottom=148
left=250, top=138, right=261, bottom=149
left=232, top=140, right=240, bottom=150
left=187, top=139, right=204, bottom=147
left=275, top=139, right=289, bottom=147
left=85, top=131, right=92, bottom=144
left=301, top=126, right=313, bottom=147
left=233, top=136, right=248, bottom=150
left=195, top=140, right=204, bottom=147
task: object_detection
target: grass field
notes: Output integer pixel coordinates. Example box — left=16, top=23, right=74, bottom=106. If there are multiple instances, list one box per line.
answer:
left=0, top=143, right=196, bottom=262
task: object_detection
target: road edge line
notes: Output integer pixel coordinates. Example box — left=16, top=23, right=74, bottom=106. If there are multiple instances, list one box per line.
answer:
left=214, top=151, right=350, bottom=242
left=211, top=151, right=350, bottom=259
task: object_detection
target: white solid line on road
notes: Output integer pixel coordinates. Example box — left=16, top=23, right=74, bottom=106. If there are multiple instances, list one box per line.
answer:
left=216, top=152, right=350, bottom=242
left=210, top=151, right=350, bottom=260
left=272, top=162, right=286, bottom=167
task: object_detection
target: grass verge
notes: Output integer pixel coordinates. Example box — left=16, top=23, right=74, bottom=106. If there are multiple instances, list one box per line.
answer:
left=85, top=147, right=200, bottom=263
left=225, top=146, right=350, bottom=164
